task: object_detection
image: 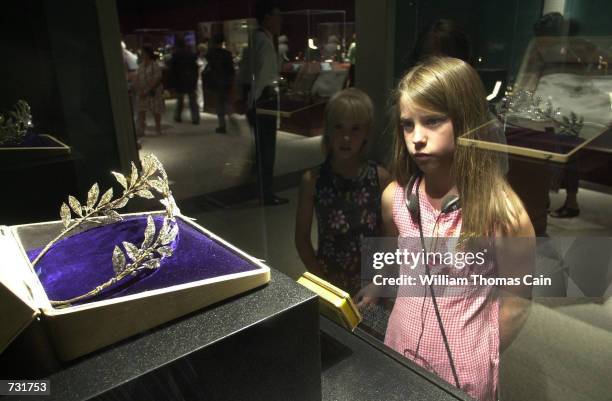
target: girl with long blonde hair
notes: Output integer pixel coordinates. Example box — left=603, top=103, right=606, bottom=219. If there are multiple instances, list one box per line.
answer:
left=295, top=88, right=391, bottom=295
left=361, top=57, right=534, bottom=401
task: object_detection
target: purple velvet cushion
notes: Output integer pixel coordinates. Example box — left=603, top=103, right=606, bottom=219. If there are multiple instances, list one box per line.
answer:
left=27, top=216, right=261, bottom=305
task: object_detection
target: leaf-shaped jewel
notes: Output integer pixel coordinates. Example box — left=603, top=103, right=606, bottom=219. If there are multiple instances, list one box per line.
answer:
left=112, top=246, right=126, bottom=274
left=104, top=210, right=122, bottom=221
left=142, top=155, right=157, bottom=177
left=151, top=155, right=167, bottom=180
left=156, top=245, right=173, bottom=257
left=112, top=172, right=128, bottom=189
left=161, top=223, right=179, bottom=245
left=68, top=196, right=83, bottom=217
left=147, top=178, right=167, bottom=194
left=122, top=241, right=139, bottom=261
left=87, top=183, right=99, bottom=209
left=154, top=217, right=170, bottom=246
left=142, top=215, right=155, bottom=248
left=168, top=222, right=179, bottom=241
left=142, top=258, right=161, bottom=270
left=136, top=189, right=154, bottom=199
left=60, top=203, right=71, bottom=228
left=98, top=188, right=113, bottom=207
left=112, top=197, right=129, bottom=209
left=141, top=155, right=151, bottom=171
left=129, top=162, right=138, bottom=188
left=165, top=196, right=179, bottom=217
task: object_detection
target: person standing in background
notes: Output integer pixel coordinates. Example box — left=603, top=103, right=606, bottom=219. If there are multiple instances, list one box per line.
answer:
left=346, top=33, right=357, bottom=86
left=135, top=45, right=165, bottom=137
left=203, top=33, right=235, bottom=134
left=238, top=0, right=288, bottom=206
left=295, top=88, right=391, bottom=295
left=122, top=41, right=140, bottom=142
left=278, top=35, right=290, bottom=64
left=322, top=35, right=340, bottom=62
left=170, top=37, right=200, bottom=125
left=196, top=42, right=208, bottom=113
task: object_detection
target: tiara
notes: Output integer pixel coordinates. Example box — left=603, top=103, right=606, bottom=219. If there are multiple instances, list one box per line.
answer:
left=0, top=100, right=33, bottom=146
left=496, top=90, right=584, bottom=137
left=31, top=154, right=180, bottom=307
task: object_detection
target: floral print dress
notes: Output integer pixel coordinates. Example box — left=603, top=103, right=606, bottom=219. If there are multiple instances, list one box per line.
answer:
left=135, top=61, right=165, bottom=114
left=314, top=159, right=382, bottom=295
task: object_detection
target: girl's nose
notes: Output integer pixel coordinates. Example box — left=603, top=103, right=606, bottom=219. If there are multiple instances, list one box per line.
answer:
left=412, top=125, right=427, bottom=144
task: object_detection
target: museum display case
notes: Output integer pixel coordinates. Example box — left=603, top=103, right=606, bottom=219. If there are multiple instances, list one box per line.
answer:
left=2, top=1, right=612, bottom=400
left=248, top=10, right=352, bottom=137
left=0, top=211, right=270, bottom=361
left=0, top=154, right=270, bottom=363
left=456, top=36, right=612, bottom=235
left=0, top=101, right=71, bottom=169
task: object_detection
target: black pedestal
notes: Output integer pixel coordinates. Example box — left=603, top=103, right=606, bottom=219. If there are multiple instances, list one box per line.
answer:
left=2, top=271, right=320, bottom=401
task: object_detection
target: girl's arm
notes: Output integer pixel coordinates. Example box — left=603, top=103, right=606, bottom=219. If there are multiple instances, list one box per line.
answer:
left=295, top=170, right=323, bottom=275
left=497, top=198, right=535, bottom=353
left=382, top=181, right=399, bottom=237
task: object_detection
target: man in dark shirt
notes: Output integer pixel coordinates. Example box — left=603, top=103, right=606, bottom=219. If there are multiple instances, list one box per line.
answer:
left=203, top=33, right=234, bottom=133
left=170, top=37, right=200, bottom=124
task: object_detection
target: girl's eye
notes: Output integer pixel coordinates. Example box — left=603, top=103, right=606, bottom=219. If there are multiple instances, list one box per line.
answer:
left=426, top=116, right=446, bottom=126
left=401, top=120, right=414, bottom=132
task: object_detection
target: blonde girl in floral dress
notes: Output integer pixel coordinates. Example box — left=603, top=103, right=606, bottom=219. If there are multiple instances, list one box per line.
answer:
left=135, top=45, right=165, bottom=136
left=295, top=88, right=391, bottom=296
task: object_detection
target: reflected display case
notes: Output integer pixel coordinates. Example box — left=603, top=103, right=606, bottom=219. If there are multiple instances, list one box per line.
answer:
left=251, top=10, right=353, bottom=137
left=461, top=36, right=612, bottom=235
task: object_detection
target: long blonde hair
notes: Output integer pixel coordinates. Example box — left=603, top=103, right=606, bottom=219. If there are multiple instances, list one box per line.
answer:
left=391, top=57, right=522, bottom=237
left=323, top=87, right=374, bottom=157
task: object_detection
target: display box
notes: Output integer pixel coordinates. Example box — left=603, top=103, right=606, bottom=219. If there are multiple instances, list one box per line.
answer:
left=0, top=212, right=270, bottom=361
left=0, top=134, right=71, bottom=167
left=458, top=118, right=609, bottom=164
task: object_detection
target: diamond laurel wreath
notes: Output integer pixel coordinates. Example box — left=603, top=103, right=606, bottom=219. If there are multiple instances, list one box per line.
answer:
left=30, top=154, right=180, bottom=307
left=0, top=100, right=33, bottom=146
left=496, top=90, right=584, bottom=137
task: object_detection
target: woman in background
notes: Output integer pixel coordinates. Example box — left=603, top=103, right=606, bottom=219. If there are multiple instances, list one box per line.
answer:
left=135, top=45, right=165, bottom=136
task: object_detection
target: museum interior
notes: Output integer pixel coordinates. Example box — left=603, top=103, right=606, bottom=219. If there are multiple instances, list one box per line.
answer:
left=1, top=0, right=612, bottom=400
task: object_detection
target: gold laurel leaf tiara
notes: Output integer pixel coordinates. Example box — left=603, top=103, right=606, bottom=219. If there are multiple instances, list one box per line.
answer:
left=31, top=154, right=180, bottom=307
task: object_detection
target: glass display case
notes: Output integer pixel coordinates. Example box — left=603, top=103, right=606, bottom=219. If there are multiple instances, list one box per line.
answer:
left=247, top=10, right=353, bottom=137
left=2, top=1, right=612, bottom=401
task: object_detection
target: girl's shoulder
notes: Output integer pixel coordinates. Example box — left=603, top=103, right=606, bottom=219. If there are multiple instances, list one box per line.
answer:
left=301, top=168, right=320, bottom=186
left=382, top=180, right=401, bottom=204
left=302, top=163, right=331, bottom=188
left=382, top=181, right=402, bottom=234
left=299, top=168, right=319, bottom=200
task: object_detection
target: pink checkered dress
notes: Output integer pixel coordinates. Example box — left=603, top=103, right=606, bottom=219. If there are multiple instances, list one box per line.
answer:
left=384, top=178, right=499, bottom=401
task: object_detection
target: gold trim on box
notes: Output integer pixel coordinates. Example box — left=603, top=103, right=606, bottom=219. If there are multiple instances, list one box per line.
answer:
left=297, top=272, right=362, bottom=331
